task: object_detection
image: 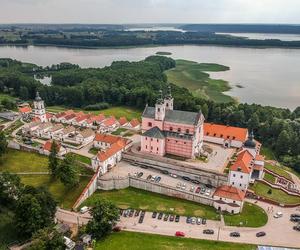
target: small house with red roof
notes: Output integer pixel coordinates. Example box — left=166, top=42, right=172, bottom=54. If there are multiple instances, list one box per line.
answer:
left=100, top=116, right=119, bottom=132
left=91, top=140, right=126, bottom=173
left=213, top=185, right=246, bottom=214
left=41, top=140, right=67, bottom=156
left=118, top=117, right=128, bottom=127
left=93, top=133, right=123, bottom=150
left=128, top=118, right=140, bottom=130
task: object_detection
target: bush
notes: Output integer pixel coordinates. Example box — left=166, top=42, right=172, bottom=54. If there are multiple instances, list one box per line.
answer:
left=84, top=102, right=110, bottom=111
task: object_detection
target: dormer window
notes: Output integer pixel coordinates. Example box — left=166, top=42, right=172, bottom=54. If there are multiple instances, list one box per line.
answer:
left=220, top=134, right=223, bottom=138
left=186, top=129, right=190, bottom=134
left=237, top=167, right=241, bottom=172
left=206, top=132, right=209, bottom=136
left=166, top=103, right=169, bottom=107
left=158, top=108, right=160, bottom=112
left=170, top=127, right=173, bottom=131
left=213, top=133, right=216, bottom=137
left=178, top=128, right=181, bottom=132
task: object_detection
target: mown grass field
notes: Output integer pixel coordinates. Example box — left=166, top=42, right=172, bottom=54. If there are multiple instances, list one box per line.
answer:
left=251, top=182, right=300, bottom=205
left=0, top=149, right=92, bottom=208
left=165, top=59, right=234, bottom=103
left=95, top=231, right=256, bottom=250
left=263, top=172, right=276, bottom=184
left=223, top=202, right=268, bottom=227
left=47, top=105, right=142, bottom=120
left=264, top=163, right=292, bottom=181
left=82, top=187, right=220, bottom=220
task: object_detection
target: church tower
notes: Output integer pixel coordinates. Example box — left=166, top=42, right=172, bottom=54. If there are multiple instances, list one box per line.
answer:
left=164, top=85, right=173, bottom=111
left=33, top=91, right=47, bottom=122
left=155, top=90, right=166, bottom=121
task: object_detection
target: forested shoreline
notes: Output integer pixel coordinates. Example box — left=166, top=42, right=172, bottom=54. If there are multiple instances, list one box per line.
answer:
left=0, top=57, right=299, bottom=173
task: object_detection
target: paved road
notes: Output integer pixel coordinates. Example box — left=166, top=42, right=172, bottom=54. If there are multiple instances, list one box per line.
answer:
left=56, top=200, right=300, bottom=248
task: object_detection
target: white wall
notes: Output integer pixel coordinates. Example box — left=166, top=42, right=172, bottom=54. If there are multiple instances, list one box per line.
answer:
left=229, top=170, right=250, bottom=191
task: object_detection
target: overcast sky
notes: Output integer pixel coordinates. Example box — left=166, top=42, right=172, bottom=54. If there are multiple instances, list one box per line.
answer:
left=0, top=0, right=299, bottom=24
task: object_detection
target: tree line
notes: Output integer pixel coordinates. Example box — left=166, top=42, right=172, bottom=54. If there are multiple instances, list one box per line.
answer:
left=0, top=56, right=299, bottom=173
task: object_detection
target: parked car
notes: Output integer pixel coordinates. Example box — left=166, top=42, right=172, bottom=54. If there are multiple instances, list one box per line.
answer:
left=203, top=229, right=214, bottom=235
left=274, top=212, right=283, bottom=218
left=175, top=231, right=185, bottom=237
left=196, top=218, right=202, bottom=225
left=138, top=215, right=144, bottom=224
left=290, top=217, right=300, bottom=222
left=175, top=215, right=180, bottom=222
left=119, top=209, right=124, bottom=216
left=134, top=210, right=140, bottom=217
left=205, top=190, right=211, bottom=196
left=186, top=217, right=192, bottom=224
left=190, top=186, right=195, bottom=192
left=202, top=218, right=207, bottom=225
left=161, top=170, right=169, bottom=175
left=230, top=232, right=240, bottom=237
left=291, top=214, right=300, bottom=218
left=169, top=215, right=175, bottom=222
left=195, top=187, right=201, bottom=193
left=155, top=176, right=161, bottom=183
left=158, top=212, right=163, bottom=220
left=191, top=217, right=196, bottom=224
left=146, top=175, right=152, bottom=181
left=123, top=209, right=130, bottom=217
left=256, top=231, right=266, bottom=237
left=141, top=211, right=146, bottom=217
left=129, top=209, right=134, bottom=217
left=164, top=214, right=169, bottom=221
left=170, top=173, right=178, bottom=178
left=293, top=225, right=300, bottom=231
left=80, top=206, right=89, bottom=214
left=182, top=176, right=191, bottom=181
left=200, top=187, right=206, bottom=194
left=152, top=211, right=157, bottom=219
left=151, top=176, right=156, bottom=182
left=191, top=180, right=201, bottom=184
left=137, top=172, right=143, bottom=178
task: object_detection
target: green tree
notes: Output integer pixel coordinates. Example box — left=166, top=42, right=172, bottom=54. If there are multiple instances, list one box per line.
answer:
left=57, top=154, right=79, bottom=187
left=275, top=130, right=291, bottom=155
left=86, top=200, right=119, bottom=240
left=26, top=227, right=65, bottom=250
left=1, top=98, right=16, bottom=110
left=0, top=171, right=23, bottom=206
left=15, top=187, right=57, bottom=237
left=0, top=131, right=7, bottom=158
left=19, top=86, right=29, bottom=100
left=48, top=141, right=59, bottom=177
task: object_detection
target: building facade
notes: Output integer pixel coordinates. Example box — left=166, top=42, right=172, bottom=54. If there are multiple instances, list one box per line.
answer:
left=33, top=92, right=47, bottom=122
left=141, top=87, right=205, bottom=159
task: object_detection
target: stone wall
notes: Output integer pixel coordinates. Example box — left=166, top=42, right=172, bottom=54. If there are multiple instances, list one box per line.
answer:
left=97, top=176, right=213, bottom=206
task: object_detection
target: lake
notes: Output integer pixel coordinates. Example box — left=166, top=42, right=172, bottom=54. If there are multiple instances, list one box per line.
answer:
left=0, top=45, right=300, bottom=110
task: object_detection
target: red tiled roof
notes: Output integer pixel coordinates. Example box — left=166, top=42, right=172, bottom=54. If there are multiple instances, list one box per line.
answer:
left=32, top=117, right=41, bottom=122
left=230, top=150, right=253, bottom=174
left=64, top=114, right=76, bottom=120
left=94, top=133, right=122, bottom=144
left=46, top=113, right=53, bottom=119
left=213, top=185, right=246, bottom=201
left=19, top=106, right=32, bottom=113
left=255, top=154, right=264, bottom=161
left=204, top=123, right=248, bottom=142
left=75, top=115, right=88, bottom=123
left=43, top=140, right=61, bottom=152
left=65, top=110, right=75, bottom=115
left=119, top=117, right=128, bottom=126
left=103, top=116, right=117, bottom=127
left=130, top=118, right=140, bottom=128
left=97, top=140, right=125, bottom=162
left=55, top=112, right=66, bottom=119
left=91, top=114, right=105, bottom=123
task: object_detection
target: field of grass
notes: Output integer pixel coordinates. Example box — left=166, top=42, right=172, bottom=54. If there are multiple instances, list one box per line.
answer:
left=260, top=146, right=276, bottom=160
left=165, top=60, right=234, bottom=103
left=0, top=149, right=93, bottom=208
left=88, top=147, right=99, bottom=155
left=251, top=182, right=300, bottom=205
left=111, top=127, right=128, bottom=135
left=223, top=202, right=268, bottom=227
left=82, top=187, right=220, bottom=220
left=47, top=105, right=142, bottom=120
left=265, top=163, right=292, bottom=181
left=0, top=93, right=17, bottom=102
left=68, top=152, right=91, bottom=165
left=263, top=172, right=276, bottom=184
left=95, top=231, right=256, bottom=250
left=4, top=119, right=23, bottom=135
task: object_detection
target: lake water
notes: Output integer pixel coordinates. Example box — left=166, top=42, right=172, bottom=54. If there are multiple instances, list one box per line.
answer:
left=217, top=32, right=300, bottom=41
left=0, top=45, right=300, bottom=110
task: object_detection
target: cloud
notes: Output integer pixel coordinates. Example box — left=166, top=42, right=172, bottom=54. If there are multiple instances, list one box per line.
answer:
left=0, top=0, right=299, bottom=24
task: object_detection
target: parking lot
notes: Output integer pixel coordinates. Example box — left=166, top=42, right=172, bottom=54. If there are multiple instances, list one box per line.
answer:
left=117, top=201, right=300, bottom=249
left=102, top=161, right=215, bottom=198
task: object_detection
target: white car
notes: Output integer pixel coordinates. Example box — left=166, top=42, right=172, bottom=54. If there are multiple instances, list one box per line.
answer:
left=190, top=186, right=195, bottom=192
left=181, top=185, right=186, bottom=190
left=64, top=236, right=75, bottom=250
left=205, top=190, right=211, bottom=196
left=170, top=173, right=178, bottom=178
left=80, top=206, right=89, bottom=214
left=274, top=212, right=283, bottom=218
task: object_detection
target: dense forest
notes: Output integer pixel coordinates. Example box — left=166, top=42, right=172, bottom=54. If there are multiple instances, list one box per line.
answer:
left=0, top=57, right=300, bottom=173
left=2, top=26, right=300, bottom=48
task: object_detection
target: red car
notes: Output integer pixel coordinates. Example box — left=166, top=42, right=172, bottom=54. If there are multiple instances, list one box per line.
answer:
left=175, top=231, right=185, bottom=237
left=195, top=187, right=201, bottom=193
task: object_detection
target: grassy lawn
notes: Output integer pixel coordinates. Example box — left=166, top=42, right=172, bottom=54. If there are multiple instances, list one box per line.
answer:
left=263, top=172, right=276, bottom=184
left=165, top=59, right=234, bottom=103
left=69, top=152, right=91, bottom=165
left=20, top=175, right=90, bottom=209
left=0, top=149, right=93, bottom=209
left=47, top=105, right=142, bottom=120
left=82, top=187, right=220, bottom=220
left=250, top=182, right=300, bottom=205
left=0, top=93, right=17, bottom=102
left=223, top=202, right=268, bottom=227
left=88, top=147, right=99, bottom=155
left=265, top=163, right=292, bottom=181
left=260, top=146, right=276, bottom=160
left=111, top=127, right=128, bottom=135
left=4, top=119, right=23, bottom=135
left=95, top=231, right=256, bottom=250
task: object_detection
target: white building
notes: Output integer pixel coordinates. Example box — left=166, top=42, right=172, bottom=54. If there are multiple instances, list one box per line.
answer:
left=75, top=129, right=95, bottom=145
left=213, top=185, right=246, bottom=214
left=93, top=133, right=122, bottom=150
left=41, top=140, right=67, bottom=157
left=33, top=92, right=47, bottom=123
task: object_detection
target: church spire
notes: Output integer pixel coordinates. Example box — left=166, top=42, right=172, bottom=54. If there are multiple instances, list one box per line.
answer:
left=156, top=89, right=164, bottom=104
left=166, top=85, right=172, bottom=99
